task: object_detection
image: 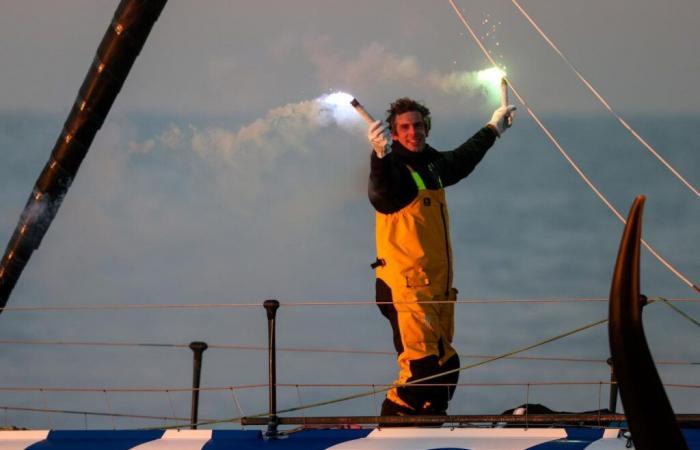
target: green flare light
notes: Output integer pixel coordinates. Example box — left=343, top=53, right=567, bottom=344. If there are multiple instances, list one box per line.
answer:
left=476, top=67, right=507, bottom=104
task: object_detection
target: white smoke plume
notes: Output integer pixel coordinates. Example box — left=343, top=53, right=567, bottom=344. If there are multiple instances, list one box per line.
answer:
left=185, top=93, right=361, bottom=168
left=427, top=70, right=482, bottom=94
left=129, top=92, right=368, bottom=215
left=306, top=41, right=495, bottom=99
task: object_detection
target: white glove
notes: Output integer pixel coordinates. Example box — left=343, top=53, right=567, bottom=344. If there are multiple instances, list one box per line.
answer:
left=487, top=105, right=517, bottom=137
left=367, top=120, right=391, bottom=158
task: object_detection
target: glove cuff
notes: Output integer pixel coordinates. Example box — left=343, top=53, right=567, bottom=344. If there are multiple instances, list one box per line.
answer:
left=486, top=123, right=501, bottom=138
left=375, top=144, right=392, bottom=159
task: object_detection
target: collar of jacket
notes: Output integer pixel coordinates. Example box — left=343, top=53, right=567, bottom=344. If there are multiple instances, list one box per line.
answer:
left=391, top=141, right=438, bottom=163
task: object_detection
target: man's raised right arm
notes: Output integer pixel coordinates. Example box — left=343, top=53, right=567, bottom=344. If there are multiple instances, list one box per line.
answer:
left=367, top=121, right=415, bottom=214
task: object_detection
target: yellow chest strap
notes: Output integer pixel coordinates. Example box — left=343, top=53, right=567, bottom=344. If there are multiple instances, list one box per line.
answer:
left=406, top=164, right=442, bottom=190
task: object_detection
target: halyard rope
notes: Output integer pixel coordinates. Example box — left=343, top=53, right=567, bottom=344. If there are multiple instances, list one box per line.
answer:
left=447, top=0, right=699, bottom=295
left=510, top=0, right=699, bottom=198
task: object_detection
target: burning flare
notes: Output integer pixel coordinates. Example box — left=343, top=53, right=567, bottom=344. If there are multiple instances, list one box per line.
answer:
left=476, top=67, right=507, bottom=104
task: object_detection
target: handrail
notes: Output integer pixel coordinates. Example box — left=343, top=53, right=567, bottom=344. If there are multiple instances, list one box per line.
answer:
left=241, top=413, right=700, bottom=427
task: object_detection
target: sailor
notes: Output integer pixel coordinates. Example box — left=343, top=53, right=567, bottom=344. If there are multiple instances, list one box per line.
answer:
left=367, top=97, right=515, bottom=418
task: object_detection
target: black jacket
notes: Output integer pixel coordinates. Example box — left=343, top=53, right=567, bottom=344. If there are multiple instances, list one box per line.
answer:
left=368, top=126, right=497, bottom=214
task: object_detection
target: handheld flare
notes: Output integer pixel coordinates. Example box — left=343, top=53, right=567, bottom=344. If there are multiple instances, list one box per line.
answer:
left=350, top=98, right=376, bottom=125
left=500, top=77, right=513, bottom=129
left=351, top=97, right=391, bottom=157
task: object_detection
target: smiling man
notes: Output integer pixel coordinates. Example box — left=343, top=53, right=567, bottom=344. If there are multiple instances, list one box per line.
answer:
left=367, top=97, right=515, bottom=420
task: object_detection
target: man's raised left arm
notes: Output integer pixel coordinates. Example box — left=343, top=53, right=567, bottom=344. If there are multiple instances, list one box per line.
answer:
left=440, top=105, right=516, bottom=185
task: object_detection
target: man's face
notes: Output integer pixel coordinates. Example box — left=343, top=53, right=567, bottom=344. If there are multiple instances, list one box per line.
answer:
left=392, top=111, right=427, bottom=152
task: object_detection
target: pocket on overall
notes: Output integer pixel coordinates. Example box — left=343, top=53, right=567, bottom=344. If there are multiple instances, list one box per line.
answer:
left=404, top=268, right=430, bottom=288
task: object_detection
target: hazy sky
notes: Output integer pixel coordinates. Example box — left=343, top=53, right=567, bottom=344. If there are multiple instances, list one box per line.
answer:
left=0, top=0, right=698, bottom=429
left=1, top=0, right=699, bottom=116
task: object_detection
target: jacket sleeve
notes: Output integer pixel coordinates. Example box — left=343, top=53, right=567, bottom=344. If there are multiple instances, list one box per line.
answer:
left=439, top=126, right=497, bottom=186
left=368, top=151, right=418, bottom=214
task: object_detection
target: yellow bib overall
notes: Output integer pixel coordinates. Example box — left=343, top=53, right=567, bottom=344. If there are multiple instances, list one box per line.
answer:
left=375, top=167, right=458, bottom=412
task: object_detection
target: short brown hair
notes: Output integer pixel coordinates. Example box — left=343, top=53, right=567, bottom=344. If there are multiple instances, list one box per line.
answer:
left=386, top=98, right=431, bottom=134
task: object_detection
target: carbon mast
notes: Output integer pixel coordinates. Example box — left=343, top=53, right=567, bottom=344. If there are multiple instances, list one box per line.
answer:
left=0, top=0, right=168, bottom=314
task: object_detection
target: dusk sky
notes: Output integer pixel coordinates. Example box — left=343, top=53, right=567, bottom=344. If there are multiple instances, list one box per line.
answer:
left=1, top=0, right=699, bottom=116
left=0, top=0, right=698, bottom=429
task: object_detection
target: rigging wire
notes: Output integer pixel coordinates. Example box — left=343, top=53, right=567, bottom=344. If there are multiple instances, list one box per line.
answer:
left=447, top=0, right=700, bottom=296
left=185, top=297, right=696, bottom=429
left=1, top=295, right=694, bottom=402
left=274, top=381, right=698, bottom=389
left=0, top=339, right=697, bottom=366
left=6, top=302, right=691, bottom=428
left=39, top=389, right=52, bottom=430
left=0, top=385, right=266, bottom=394
left=165, top=390, right=179, bottom=425
left=230, top=388, right=246, bottom=419
left=102, top=390, right=115, bottom=430
left=0, top=405, right=194, bottom=422
left=510, top=0, right=700, bottom=199
left=0, top=381, right=696, bottom=395
left=7, top=384, right=698, bottom=427
left=0, top=297, right=697, bottom=313
left=657, top=296, right=700, bottom=328
left=157, top=314, right=613, bottom=429
left=2, top=382, right=697, bottom=427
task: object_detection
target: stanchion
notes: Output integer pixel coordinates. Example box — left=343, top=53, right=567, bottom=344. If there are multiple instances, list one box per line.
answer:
left=189, top=341, right=208, bottom=429
left=263, top=299, right=280, bottom=439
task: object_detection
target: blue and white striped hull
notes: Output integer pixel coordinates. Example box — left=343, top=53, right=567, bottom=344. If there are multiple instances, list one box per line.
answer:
left=2, top=428, right=699, bottom=449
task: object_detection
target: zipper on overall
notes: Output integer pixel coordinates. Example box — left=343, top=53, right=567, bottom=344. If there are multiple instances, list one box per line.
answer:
left=439, top=203, right=451, bottom=296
